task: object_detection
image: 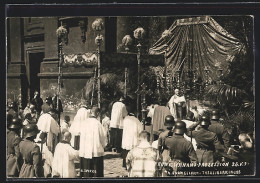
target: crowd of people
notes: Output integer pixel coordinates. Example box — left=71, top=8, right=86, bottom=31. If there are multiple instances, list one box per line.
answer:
left=6, top=89, right=255, bottom=178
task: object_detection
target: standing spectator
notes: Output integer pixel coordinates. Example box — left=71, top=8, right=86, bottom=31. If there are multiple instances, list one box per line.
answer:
left=7, top=118, right=22, bottom=177
left=126, top=131, right=157, bottom=177
left=186, top=115, right=222, bottom=163
left=52, top=95, right=63, bottom=125
left=8, top=102, right=17, bottom=118
left=31, top=90, right=43, bottom=116
left=19, top=124, right=43, bottom=178
left=52, top=132, right=79, bottom=178
left=121, top=105, right=143, bottom=168
left=110, top=96, right=128, bottom=153
left=69, top=103, right=91, bottom=149
left=79, top=107, right=107, bottom=177
left=151, top=98, right=171, bottom=141
left=41, top=97, right=53, bottom=114
left=208, top=110, right=230, bottom=151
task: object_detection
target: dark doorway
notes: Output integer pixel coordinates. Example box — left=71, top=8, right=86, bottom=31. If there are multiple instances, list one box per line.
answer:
left=29, top=52, right=44, bottom=100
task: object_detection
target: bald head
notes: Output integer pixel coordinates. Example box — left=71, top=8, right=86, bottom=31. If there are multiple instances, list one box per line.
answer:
left=63, top=132, right=72, bottom=142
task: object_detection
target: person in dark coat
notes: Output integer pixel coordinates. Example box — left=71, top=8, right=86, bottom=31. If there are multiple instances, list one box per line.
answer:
left=41, top=97, right=53, bottom=114
left=7, top=118, right=22, bottom=177
left=31, top=90, right=43, bottom=116
left=208, top=110, right=230, bottom=151
left=151, top=98, right=171, bottom=141
left=186, top=115, right=222, bottom=163
left=19, top=124, right=43, bottom=178
left=164, top=121, right=198, bottom=176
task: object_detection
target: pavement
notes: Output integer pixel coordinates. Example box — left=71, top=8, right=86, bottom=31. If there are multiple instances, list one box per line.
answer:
left=75, top=151, right=128, bottom=178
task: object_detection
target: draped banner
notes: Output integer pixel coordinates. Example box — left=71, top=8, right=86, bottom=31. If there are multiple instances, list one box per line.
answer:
left=149, top=16, right=243, bottom=82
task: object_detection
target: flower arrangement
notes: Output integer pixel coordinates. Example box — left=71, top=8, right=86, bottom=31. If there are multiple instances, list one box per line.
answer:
left=56, top=25, right=68, bottom=38
left=95, top=35, right=104, bottom=45
left=92, top=18, right=104, bottom=31
left=133, top=27, right=145, bottom=40
left=122, top=35, right=133, bottom=46
left=161, top=29, right=172, bottom=39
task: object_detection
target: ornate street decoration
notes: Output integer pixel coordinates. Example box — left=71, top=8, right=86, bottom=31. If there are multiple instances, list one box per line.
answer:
left=95, top=35, right=104, bottom=45
left=63, top=53, right=98, bottom=67
left=133, top=27, right=145, bottom=40
left=92, top=18, right=104, bottom=109
left=56, top=25, right=68, bottom=44
left=92, top=18, right=104, bottom=31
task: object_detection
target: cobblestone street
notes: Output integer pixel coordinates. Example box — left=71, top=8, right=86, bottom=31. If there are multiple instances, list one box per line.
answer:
left=103, top=152, right=128, bottom=177
left=75, top=151, right=128, bottom=178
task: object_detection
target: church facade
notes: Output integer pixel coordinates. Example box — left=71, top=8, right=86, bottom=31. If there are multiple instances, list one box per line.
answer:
left=6, top=17, right=169, bottom=115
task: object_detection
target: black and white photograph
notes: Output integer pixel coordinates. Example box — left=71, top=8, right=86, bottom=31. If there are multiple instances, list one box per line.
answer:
left=6, top=14, right=255, bottom=178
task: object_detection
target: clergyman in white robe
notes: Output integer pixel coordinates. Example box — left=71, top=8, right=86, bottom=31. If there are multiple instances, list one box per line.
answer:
left=52, top=132, right=79, bottom=178
left=69, top=106, right=90, bottom=148
left=37, top=112, right=60, bottom=153
left=79, top=107, right=107, bottom=177
left=121, top=113, right=143, bottom=167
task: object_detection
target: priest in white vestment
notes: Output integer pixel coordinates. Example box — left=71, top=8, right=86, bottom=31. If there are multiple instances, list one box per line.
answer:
left=37, top=109, right=60, bottom=153
left=52, top=132, right=79, bottom=178
left=168, top=88, right=186, bottom=120
left=110, top=96, right=128, bottom=152
left=69, top=105, right=90, bottom=148
left=121, top=105, right=143, bottom=168
left=79, top=107, right=107, bottom=177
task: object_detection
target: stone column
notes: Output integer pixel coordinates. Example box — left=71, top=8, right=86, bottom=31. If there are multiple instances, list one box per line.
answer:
left=7, top=18, right=27, bottom=108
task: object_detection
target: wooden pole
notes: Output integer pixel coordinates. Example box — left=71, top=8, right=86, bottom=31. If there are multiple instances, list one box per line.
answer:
left=97, top=36, right=101, bottom=109
left=136, top=43, right=141, bottom=120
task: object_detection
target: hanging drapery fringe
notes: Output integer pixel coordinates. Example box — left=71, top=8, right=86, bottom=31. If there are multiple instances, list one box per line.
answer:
left=149, top=16, right=243, bottom=82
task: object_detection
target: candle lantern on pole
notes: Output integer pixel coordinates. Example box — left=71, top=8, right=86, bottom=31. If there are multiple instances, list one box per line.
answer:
left=133, top=27, right=145, bottom=119
left=218, top=68, right=224, bottom=85
left=136, top=83, right=153, bottom=130
left=204, top=66, right=210, bottom=89
left=122, top=35, right=133, bottom=98
left=92, top=18, right=104, bottom=109
left=56, top=22, right=67, bottom=125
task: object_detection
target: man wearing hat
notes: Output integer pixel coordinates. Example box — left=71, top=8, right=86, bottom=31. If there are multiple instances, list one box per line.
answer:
left=7, top=118, right=22, bottom=177
left=164, top=121, right=198, bottom=176
left=19, top=124, right=43, bottom=178
left=157, top=115, right=175, bottom=159
left=186, top=115, right=222, bottom=163
left=208, top=110, right=230, bottom=151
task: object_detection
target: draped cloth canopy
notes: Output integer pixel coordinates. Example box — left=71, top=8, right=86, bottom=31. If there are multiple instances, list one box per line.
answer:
left=149, top=16, right=243, bottom=82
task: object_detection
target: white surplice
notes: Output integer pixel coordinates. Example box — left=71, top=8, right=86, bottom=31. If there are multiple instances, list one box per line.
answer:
left=121, top=115, right=143, bottom=150
left=79, top=117, right=107, bottom=159
left=52, top=142, right=79, bottom=178
left=37, top=113, right=60, bottom=152
left=69, top=107, right=90, bottom=147
left=110, top=101, right=127, bottom=129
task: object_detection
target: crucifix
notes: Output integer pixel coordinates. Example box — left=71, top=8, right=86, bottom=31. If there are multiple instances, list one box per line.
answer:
left=136, top=83, right=153, bottom=130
